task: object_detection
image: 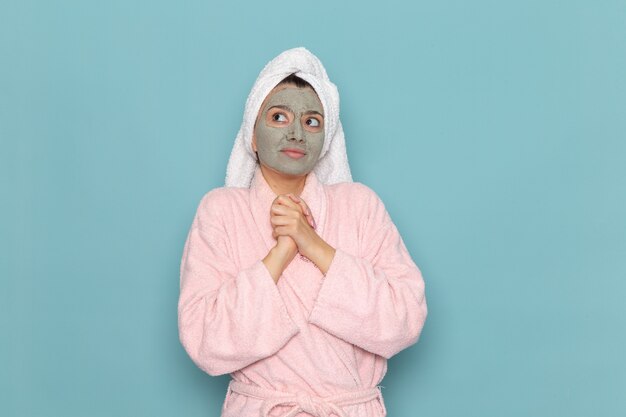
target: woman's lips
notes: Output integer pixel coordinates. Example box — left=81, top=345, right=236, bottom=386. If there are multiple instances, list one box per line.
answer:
left=281, top=149, right=306, bottom=159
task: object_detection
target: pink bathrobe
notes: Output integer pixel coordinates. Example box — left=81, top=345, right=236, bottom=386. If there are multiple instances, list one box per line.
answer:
left=178, top=165, right=428, bottom=417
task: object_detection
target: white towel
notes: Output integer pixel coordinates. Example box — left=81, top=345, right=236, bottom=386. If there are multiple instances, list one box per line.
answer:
left=225, top=47, right=353, bottom=187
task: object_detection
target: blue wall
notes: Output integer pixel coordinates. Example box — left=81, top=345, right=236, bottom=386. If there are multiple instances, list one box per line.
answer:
left=1, top=1, right=624, bottom=416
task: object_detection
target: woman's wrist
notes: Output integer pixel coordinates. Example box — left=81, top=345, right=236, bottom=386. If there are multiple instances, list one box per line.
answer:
left=303, top=238, right=336, bottom=275
left=263, top=246, right=292, bottom=283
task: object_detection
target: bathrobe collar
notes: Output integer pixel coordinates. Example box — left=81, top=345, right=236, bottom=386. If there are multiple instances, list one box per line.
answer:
left=249, top=164, right=327, bottom=253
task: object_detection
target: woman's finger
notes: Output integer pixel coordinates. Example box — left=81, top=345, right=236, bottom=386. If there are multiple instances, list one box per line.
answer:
left=275, top=194, right=316, bottom=229
left=271, top=203, right=312, bottom=227
left=293, top=198, right=316, bottom=229
left=289, top=195, right=316, bottom=229
left=270, top=203, right=290, bottom=215
left=287, top=194, right=304, bottom=209
left=275, top=194, right=300, bottom=209
left=270, top=215, right=292, bottom=226
left=273, top=225, right=289, bottom=236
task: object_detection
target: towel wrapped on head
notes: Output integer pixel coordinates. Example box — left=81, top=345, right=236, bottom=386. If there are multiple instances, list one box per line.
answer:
left=225, top=47, right=353, bottom=188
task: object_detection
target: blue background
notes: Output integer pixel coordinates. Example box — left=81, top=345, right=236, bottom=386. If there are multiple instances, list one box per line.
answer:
left=2, top=1, right=625, bottom=416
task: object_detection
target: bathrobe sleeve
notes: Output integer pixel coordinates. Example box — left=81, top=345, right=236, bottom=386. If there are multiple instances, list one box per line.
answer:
left=178, top=189, right=300, bottom=376
left=307, top=184, right=427, bottom=359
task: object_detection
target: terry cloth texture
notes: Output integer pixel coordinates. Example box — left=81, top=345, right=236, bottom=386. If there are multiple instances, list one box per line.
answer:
left=178, top=163, right=428, bottom=417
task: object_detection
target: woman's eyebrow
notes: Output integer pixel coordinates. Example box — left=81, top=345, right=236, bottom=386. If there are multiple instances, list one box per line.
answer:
left=270, top=105, right=323, bottom=117
left=270, top=105, right=293, bottom=113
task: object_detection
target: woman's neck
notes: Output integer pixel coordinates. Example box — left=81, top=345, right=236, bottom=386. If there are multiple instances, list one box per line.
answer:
left=259, top=164, right=307, bottom=196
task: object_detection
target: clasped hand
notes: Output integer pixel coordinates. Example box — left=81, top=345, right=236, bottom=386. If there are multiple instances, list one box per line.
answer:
left=270, top=194, right=322, bottom=261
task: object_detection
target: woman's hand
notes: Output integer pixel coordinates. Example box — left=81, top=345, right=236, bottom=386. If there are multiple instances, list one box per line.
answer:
left=272, top=194, right=312, bottom=258
left=270, top=194, right=317, bottom=255
left=270, top=194, right=336, bottom=274
left=262, top=195, right=308, bottom=283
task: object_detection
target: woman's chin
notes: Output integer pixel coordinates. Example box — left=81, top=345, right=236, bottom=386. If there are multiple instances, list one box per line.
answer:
left=261, top=162, right=314, bottom=178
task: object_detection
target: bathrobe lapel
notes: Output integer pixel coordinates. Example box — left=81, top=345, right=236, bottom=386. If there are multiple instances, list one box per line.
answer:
left=249, top=165, right=327, bottom=260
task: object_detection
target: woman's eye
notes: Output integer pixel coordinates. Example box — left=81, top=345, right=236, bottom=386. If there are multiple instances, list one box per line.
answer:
left=272, top=113, right=287, bottom=122
left=305, top=118, right=320, bottom=127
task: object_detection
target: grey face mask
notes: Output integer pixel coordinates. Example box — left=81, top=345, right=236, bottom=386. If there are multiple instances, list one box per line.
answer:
left=253, top=85, right=325, bottom=176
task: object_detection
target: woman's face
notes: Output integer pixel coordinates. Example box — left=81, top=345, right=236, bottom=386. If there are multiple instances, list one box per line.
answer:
left=252, top=83, right=325, bottom=177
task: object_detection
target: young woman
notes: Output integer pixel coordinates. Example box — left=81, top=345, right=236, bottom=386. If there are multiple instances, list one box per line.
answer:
left=178, top=47, right=428, bottom=417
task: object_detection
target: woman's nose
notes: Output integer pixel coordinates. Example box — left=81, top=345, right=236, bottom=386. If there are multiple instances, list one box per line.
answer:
left=287, top=120, right=304, bottom=142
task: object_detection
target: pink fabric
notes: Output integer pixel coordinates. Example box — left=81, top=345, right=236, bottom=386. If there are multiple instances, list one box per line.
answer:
left=228, top=379, right=384, bottom=417
left=178, top=165, right=428, bottom=417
